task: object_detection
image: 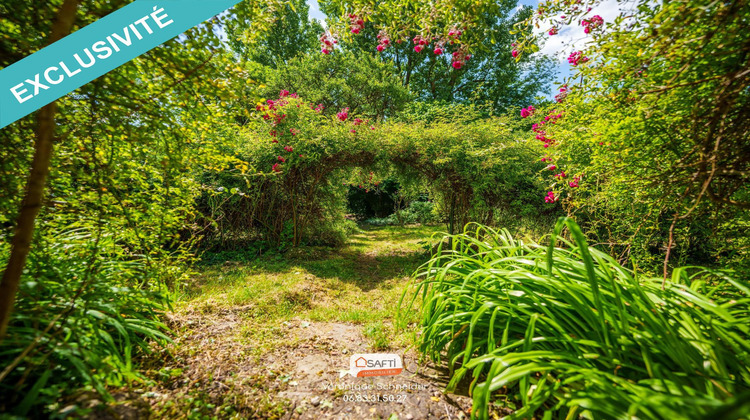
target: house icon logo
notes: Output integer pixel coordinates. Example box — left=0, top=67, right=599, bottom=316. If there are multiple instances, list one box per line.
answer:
left=340, top=354, right=403, bottom=378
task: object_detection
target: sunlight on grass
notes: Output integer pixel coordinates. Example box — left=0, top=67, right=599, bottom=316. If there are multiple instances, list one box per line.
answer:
left=176, top=224, right=444, bottom=350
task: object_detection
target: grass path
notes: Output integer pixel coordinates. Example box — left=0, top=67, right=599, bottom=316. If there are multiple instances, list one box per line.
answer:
left=109, top=225, right=474, bottom=419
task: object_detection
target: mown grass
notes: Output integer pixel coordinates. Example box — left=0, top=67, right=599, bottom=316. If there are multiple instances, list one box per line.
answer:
left=177, top=224, right=443, bottom=352
left=125, top=224, right=447, bottom=418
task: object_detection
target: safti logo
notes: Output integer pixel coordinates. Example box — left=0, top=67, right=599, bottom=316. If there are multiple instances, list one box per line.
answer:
left=340, top=354, right=403, bottom=378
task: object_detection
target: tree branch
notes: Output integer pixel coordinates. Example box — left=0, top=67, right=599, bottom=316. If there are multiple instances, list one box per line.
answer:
left=0, top=0, right=81, bottom=341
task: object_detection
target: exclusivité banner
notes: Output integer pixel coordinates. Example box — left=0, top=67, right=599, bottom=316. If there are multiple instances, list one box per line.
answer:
left=0, top=0, right=243, bottom=130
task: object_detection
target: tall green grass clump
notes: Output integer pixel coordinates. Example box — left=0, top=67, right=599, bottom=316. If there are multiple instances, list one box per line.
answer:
left=0, top=228, right=172, bottom=417
left=407, top=218, right=750, bottom=419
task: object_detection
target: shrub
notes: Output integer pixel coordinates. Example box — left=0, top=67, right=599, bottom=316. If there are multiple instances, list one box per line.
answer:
left=0, top=228, right=171, bottom=416
left=196, top=92, right=381, bottom=248
left=406, top=201, right=435, bottom=224
left=406, top=218, right=750, bottom=419
left=199, top=99, right=553, bottom=249
left=365, top=200, right=437, bottom=226
left=382, top=116, right=555, bottom=234
left=260, top=51, right=411, bottom=121
left=513, top=0, right=750, bottom=274
left=306, top=218, right=360, bottom=247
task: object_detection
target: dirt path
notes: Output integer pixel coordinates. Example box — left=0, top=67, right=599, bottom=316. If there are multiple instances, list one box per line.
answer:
left=93, top=226, right=473, bottom=419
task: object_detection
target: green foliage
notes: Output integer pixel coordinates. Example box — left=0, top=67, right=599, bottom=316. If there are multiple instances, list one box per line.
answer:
left=260, top=51, right=412, bottom=120
left=0, top=229, right=171, bottom=416
left=201, top=99, right=552, bottom=246
left=363, top=321, right=392, bottom=350
left=197, top=93, right=381, bottom=248
left=365, top=200, right=436, bottom=226
left=381, top=116, right=555, bottom=234
left=0, top=0, right=287, bottom=415
left=393, top=100, right=489, bottom=124
left=198, top=89, right=555, bottom=259
left=512, top=0, right=750, bottom=273
left=407, top=218, right=750, bottom=419
left=401, top=201, right=436, bottom=224
left=5, top=0, right=748, bottom=417
left=228, top=0, right=323, bottom=68
left=340, top=3, right=555, bottom=110
left=321, top=0, right=519, bottom=54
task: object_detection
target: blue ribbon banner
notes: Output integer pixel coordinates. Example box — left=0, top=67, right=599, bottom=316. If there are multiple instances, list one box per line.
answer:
left=0, top=0, right=242, bottom=129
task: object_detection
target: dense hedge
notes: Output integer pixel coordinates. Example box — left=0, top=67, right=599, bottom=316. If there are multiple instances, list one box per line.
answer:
left=196, top=95, right=553, bottom=249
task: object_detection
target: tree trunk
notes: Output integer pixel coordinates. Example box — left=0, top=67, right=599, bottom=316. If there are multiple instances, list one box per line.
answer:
left=0, top=0, right=80, bottom=340
left=404, top=55, right=413, bottom=88
left=395, top=195, right=405, bottom=227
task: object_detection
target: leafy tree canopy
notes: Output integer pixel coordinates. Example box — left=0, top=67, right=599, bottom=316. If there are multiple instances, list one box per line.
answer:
left=260, top=51, right=412, bottom=120
left=227, top=0, right=324, bottom=68
left=336, top=2, right=555, bottom=110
